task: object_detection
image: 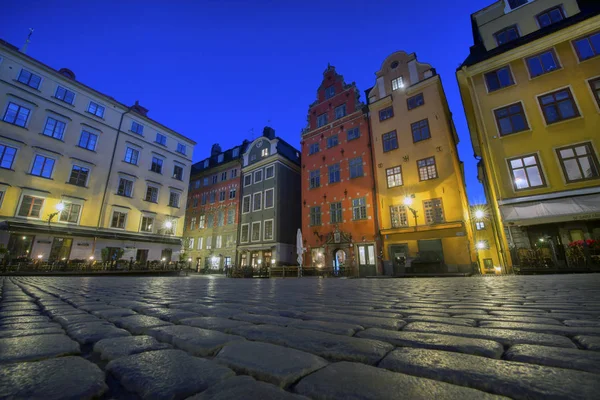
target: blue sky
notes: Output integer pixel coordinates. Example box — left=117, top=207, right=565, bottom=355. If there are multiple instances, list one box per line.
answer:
left=1, top=0, right=491, bottom=203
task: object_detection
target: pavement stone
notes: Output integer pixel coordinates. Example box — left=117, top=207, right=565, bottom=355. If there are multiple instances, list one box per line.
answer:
left=67, top=322, right=131, bottom=344
left=403, top=315, right=477, bottom=326
left=478, top=321, right=600, bottom=336
left=113, top=315, right=173, bottom=334
left=0, top=321, right=61, bottom=331
left=147, top=325, right=245, bottom=356
left=0, top=356, right=107, bottom=399
left=303, top=311, right=405, bottom=330
left=179, top=316, right=252, bottom=331
left=379, top=347, right=600, bottom=399
left=356, top=328, right=504, bottom=358
left=215, top=341, right=328, bottom=387
left=138, top=307, right=200, bottom=323
left=93, top=335, right=172, bottom=360
left=504, top=344, right=600, bottom=374
left=232, top=313, right=297, bottom=326
left=294, top=361, right=505, bottom=399
left=287, top=319, right=363, bottom=336
left=188, top=375, right=309, bottom=400
left=0, top=333, right=80, bottom=363
left=92, top=307, right=138, bottom=319
left=106, top=349, right=235, bottom=400
left=574, top=335, right=600, bottom=351
left=0, top=315, right=50, bottom=324
left=0, top=326, right=65, bottom=338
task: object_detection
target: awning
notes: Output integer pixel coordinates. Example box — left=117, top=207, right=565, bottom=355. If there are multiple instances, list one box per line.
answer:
left=500, top=193, right=600, bottom=226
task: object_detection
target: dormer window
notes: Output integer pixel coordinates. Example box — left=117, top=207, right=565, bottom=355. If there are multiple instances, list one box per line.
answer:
left=232, top=147, right=239, bottom=157
left=203, top=159, right=209, bottom=168
left=325, top=86, right=335, bottom=99
left=391, top=77, right=404, bottom=91
left=261, top=148, right=269, bottom=157
left=494, top=25, right=520, bottom=46
left=217, top=154, right=224, bottom=163
left=507, top=0, right=527, bottom=10
left=537, top=6, right=565, bottom=28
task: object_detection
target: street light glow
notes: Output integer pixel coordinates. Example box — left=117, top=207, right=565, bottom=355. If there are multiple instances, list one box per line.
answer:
left=187, top=258, right=192, bottom=262
left=271, top=259, right=276, bottom=264
left=37, top=254, right=43, bottom=259
left=476, top=241, right=486, bottom=250
left=403, top=196, right=413, bottom=206
left=161, top=257, right=166, bottom=262
left=56, top=202, right=65, bottom=212
left=164, top=221, right=173, bottom=229
left=474, top=209, right=485, bottom=219
left=89, top=256, right=94, bottom=260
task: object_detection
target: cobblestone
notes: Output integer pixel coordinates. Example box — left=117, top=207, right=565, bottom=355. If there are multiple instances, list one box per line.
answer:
left=3, top=274, right=600, bottom=399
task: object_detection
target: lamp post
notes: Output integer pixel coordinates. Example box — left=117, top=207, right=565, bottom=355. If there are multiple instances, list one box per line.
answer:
left=403, top=196, right=418, bottom=228
left=47, top=202, right=65, bottom=225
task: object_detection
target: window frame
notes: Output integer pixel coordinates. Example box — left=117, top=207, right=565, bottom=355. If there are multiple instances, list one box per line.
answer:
left=0, top=144, right=18, bottom=170
left=117, top=177, right=134, bottom=197
left=349, top=157, right=364, bottom=179
left=155, top=133, right=167, bottom=146
left=264, top=188, right=275, bottom=209
left=240, top=224, right=250, bottom=243
left=173, top=164, right=184, bottom=181
left=254, top=169, right=263, bottom=183
left=3, top=102, right=31, bottom=127
left=537, top=87, right=580, bottom=125
left=334, top=103, right=347, bottom=119
left=555, top=142, right=600, bottom=183
left=110, top=210, right=128, bottom=229
left=140, top=215, right=154, bottom=233
left=309, top=169, right=320, bottom=189
left=484, top=66, right=515, bottom=92
left=168, top=191, right=180, bottom=208
left=379, top=106, right=394, bottom=121
left=330, top=202, right=342, bottom=224
left=525, top=48, right=561, bottom=78
left=494, top=25, right=520, bottom=46
left=475, top=221, right=486, bottom=230
left=325, top=86, right=335, bottom=99
left=386, top=166, right=403, bottom=188
left=144, top=185, right=159, bottom=203
left=150, top=156, right=163, bottom=174
left=588, top=77, right=600, bottom=109
left=251, top=221, right=261, bottom=242
left=347, top=127, right=360, bottom=141
left=68, top=165, right=90, bottom=187
left=411, top=119, right=431, bottom=143
left=16, top=194, right=45, bottom=219
left=327, top=134, right=339, bottom=148
left=382, top=130, right=398, bottom=152
left=317, top=113, right=328, bottom=127
left=407, top=93, right=425, bottom=110
left=507, top=153, right=547, bottom=191
left=352, top=197, right=367, bottom=221
left=417, top=156, right=438, bottom=181
left=253, top=192, right=262, bottom=212
left=390, top=204, right=409, bottom=228
left=493, top=101, right=530, bottom=136
left=536, top=6, right=565, bottom=28
left=78, top=130, right=98, bottom=151
left=124, top=147, right=140, bottom=165
left=242, top=195, right=251, bottom=214
left=309, top=142, right=320, bottom=155
left=57, top=202, right=82, bottom=224
left=423, top=198, right=445, bottom=225
left=309, top=206, right=321, bottom=226
left=54, top=86, right=75, bottom=105
left=176, top=143, right=187, bottom=155
left=391, top=77, right=403, bottom=91
left=264, top=219, right=274, bottom=241
left=265, top=165, right=275, bottom=179
left=229, top=188, right=236, bottom=199
left=42, top=117, right=66, bottom=140
left=30, top=154, right=55, bottom=179
left=131, top=121, right=144, bottom=135
left=87, top=101, right=105, bottom=118
left=17, top=69, right=42, bottom=89
left=328, top=163, right=340, bottom=184
left=572, top=31, right=600, bottom=62
left=243, top=174, right=252, bottom=187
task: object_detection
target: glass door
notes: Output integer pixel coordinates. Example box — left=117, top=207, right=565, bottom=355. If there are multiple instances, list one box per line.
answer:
left=357, top=244, right=376, bottom=277
left=49, top=237, right=72, bottom=262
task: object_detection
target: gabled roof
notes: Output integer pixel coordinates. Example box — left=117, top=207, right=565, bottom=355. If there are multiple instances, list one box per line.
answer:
left=191, top=140, right=249, bottom=175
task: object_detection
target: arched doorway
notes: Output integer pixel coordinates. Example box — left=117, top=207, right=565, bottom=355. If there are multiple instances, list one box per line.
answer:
left=333, top=249, right=346, bottom=275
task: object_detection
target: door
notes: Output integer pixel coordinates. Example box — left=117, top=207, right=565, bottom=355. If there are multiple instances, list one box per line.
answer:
left=161, top=248, right=172, bottom=262
left=7, top=234, right=34, bottom=260
left=357, top=244, right=376, bottom=277
left=136, top=249, right=148, bottom=264
left=389, top=244, right=409, bottom=275
left=49, top=237, right=72, bottom=262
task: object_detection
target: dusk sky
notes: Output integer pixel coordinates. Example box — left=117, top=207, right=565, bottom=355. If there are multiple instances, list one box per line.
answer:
left=1, top=0, right=492, bottom=203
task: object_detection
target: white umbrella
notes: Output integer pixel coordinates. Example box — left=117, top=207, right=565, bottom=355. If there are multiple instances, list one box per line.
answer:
left=296, top=228, right=305, bottom=277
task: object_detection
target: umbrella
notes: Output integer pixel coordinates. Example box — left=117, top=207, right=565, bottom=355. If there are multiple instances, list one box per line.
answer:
left=296, top=228, right=305, bottom=277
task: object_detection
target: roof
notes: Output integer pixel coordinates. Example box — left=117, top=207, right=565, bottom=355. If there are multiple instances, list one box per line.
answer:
left=0, top=38, right=196, bottom=145
left=459, top=0, right=600, bottom=69
left=274, top=137, right=301, bottom=165
left=190, top=140, right=250, bottom=175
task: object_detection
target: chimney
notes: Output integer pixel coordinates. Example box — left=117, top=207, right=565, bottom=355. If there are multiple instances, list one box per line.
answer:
left=211, top=143, right=222, bottom=156
left=58, top=68, right=76, bottom=80
left=131, top=100, right=149, bottom=117
left=262, top=126, right=275, bottom=140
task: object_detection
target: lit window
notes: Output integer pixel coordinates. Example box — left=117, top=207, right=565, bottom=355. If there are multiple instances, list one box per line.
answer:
left=508, top=154, right=545, bottom=190
left=476, top=221, right=485, bottom=230
left=391, top=77, right=404, bottom=90
left=390, top=205, right=408, bottom=228
left=417, top=157, right=438, bottom=181
left=424, top=199, right=444, bottom=224
left=58, top=203, right=81, bottom=223
left=261, top=148, right=269, bottom=157
left=386, top=166, right=403, bottom=188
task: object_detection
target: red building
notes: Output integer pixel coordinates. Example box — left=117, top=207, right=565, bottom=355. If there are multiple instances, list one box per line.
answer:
left=301, top=65, right=379, bottom=277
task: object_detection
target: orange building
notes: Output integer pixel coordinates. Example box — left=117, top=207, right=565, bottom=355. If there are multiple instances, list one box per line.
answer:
left=300, top=65, right=379, bottom=277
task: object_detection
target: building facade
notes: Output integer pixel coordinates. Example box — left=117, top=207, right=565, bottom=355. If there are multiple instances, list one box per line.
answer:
left=0, top=39, right=195, bottom=264
left=301, top=66, right=379, bottom=277
left=367, top=52, right=476, bottom=274
left=457, top=0, right=600, bottom=270
left=237, top=127, right=301, bottom=269
left=471, top=203, right=503, bottom=274
left=184, top=142, right=246, bottom=271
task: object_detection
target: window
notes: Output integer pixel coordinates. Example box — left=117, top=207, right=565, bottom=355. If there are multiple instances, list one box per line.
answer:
left=117, top=178, right=134, bottom=197
left=55, top=86, right=75, bottom=104
left=145, top=186, right=158, bottom=202
left=254, top=170, right=263, bottom=183
left=347, top=127, right=360, bottom=141
left=212, top=175, right=218, bottom=184
left=227, top=209, right=235, bottom=224
left=556, top=142, right=599, bottom=183
left=386, top=166, right=403, bottom=188
left=177, top=143, right=187, bottom=155
left=111, top=211, right=127, bottom=229
left=124, top=147, right=139, bottom=165
left=232, top=147, right=239, bottom=157
left=382, top=131, right=398, bottom=152
left=231, top=168, right=238, bottom=178
left=140, top=216, right=154, bottom=232
left=417, top=157, right=438, bottom=181
left=190, top=217, right=196, bottom=230
left=330, top=202, right=342, bottom=223
left=31, top=155, right=55, bottom=178
left=87, top=102, right=105, bottom=118
left=328, top=163, right=340, bottom=184
left=17, top=195, right=44, bottom=218
left=241, top=224, right=250, bottom=243
left=207, top=214, right=214, bottom=227
left=203, top=160, right=209, bottom=169
left=391, top=77, right=404, bottom=91
left=78, top=131, right=97, bottom=151
left=261, top=148, right=269, bottom=157
left=17, top=69, right=41, bottom=89
left=209, top=192, right=216, bottom=203
left=379, top=107, right=394, bottom=121
left=412, top=119, right=431, bottom=143
left=390, top=205, right=408, bottom=228
left=264, top=188, right=274, bottom=208
left=335, top=104, right=347, bottom=119
left=3, top=102, right=30, bottom=127
left=476, top=221, right=485, bottom=230
left=327, top=134, right=339, bottom=148
left=253, top=192, right=262, bottom=211
left=265, top=165, right=274, bottom=179
left=325, top=86, right=335, bottom=99
left=189, top=238, right=195, bottom=250
left=216, top=235, right=222, bottom=248
left=155, top=133, right=167, bottom=145
left=494, top=25, right=520, bottom=46
left=151, top=157, right=163, bottom=174
left=424, top=199, right=444, bottom=224
left=485, top=66, right=514, bottom=92
left=219, top=191, right=225, bottom=201
left=173, top=165, right=184, bottom=180
left=352, top=197, right=367, bottom=220
left=526, top=50, right=560, bottom=78
left=538, top=88, right=579, bottom=124
left=42, top=117, right=66, bottom=140
left=206, top=236, right=212, bottom=249
left=244, top=174, right=252, bottom=186
left=221, top=172, right=227, bottom=181
left=242, top=195, right=251, bottom=213
left=199, top=215, right=205, bottom=229
left=201, top=192, right=208, bottom=205
left=229, top=188, right=236, bottom=199
left=317, top=113, right=328, bottom=127
left=407, top=93, right=425, bottom=110
left=218, top=211, right=224, bottom=226
left=508, top=0, right=527, bottom=9
left=264, top=220, right=274, bottom=240
left=537, top=6, right=564, bottom=28
left=131, top=121, right=144, bottom=135
left=591, top=78, right=600, bottom=108
left=508, top=154, right=545, bottom=190
left=251, top=222, right=261, bottom=242
left=309, top=143, right=320, bottom=155
left=197, top=237, right=204, bottom=249
left=349, top=157, right=363, bottom=178
left=218, top=154, right=224, bottom=163
left=494, top=102, right=529, bottom=135
left=572, top=31, right=600, bottom=61
left=68, top=165, right=89, bottom=187
left=309, top=170, right=320, bottom=188
left=0, top=144, right=17, bottom=169
left=310, top=206, right=321, bottom=226
left=58, top=203, right=81, bottom=223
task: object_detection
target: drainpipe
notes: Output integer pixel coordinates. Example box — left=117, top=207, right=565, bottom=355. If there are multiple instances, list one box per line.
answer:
left=365, top=107, right=382, bottom=275
left=91, top=106, right=133, bottom=256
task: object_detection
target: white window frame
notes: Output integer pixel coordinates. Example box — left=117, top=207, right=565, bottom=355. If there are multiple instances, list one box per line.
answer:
left=264, top=188, right=275, bottom=209
left=253, top=192, right=262, bottom=211
left=139, top=214, right=155, bottom=233
left=254, top=169, right=263, bottom=183
left=169, top=191, right=181, bottom=208
left=188, top=237, right=195, bottom=250
left=197, top=237, right=203, bottom=250
left=110, top=208, right=129, bottom=230
left=144, top=184, right=160, bottom=203
left=229, top=188, right=236, bottom=199
left=391, top=76, right=404, bottom=91
left=117, top=177, right=135, bottom=198
left=68, top=163, right=91, bottom=187
left=29, top=153, right=56, bottom=179
left=15, top=191, right=46, bottom=220
left=17, top=68, right=43, bottom=89
left=240, top=223, right=250, bottom=243
left=251, top=221, right=261, bottom=242
left=87, top=101, right=105, bottom=118
left=265, top=165, right=275, bottom=179
left=261, top=148, right=269, bottom=157
left=3, top=100, right=32, bottom=128
left=264, top=219, right=274, bottom=241
left=206, top=236, right=212, bottom=249
left=242, top=195, right=251, bottom=214
left=243, top=174, right=252, bottom=187
left=216, top=235, right=222, bottom=249
left=42, top=115, right=67, bottom=140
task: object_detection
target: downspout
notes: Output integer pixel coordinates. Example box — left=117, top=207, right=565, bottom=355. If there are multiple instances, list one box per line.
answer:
left=91, top=106, right=133, bottom=256
left=365, top=107, right=382, bottom=275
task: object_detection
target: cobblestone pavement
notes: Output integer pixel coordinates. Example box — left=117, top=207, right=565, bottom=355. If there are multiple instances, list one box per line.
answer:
left=2, top=274, right=600, bottom=399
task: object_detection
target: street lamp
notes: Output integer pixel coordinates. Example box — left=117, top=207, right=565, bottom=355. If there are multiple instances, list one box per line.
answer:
left=403, top=196, right=418, bottom=228
left=47, top=202, right=65, bottom=224
left=474, top=209, right=485, bottom=220
left=476, top=241, right=487, bottom=250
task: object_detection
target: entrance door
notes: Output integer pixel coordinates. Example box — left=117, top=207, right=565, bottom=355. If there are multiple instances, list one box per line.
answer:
left=333, top=249, right=347, bottom=275
left=161, top=248, right=172, bottom=262
left=389, top=244, right=409, bottom=275
left=7, top=234, right=34, bottom=260
left=357, top=244, right=376, bottom=277
left=136, top=249, right=149, bottom=264
left=49, top=237, right=73, bottom=262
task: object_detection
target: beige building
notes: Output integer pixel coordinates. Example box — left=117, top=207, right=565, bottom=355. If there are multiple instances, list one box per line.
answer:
left=0, top=39, right=195, bottom=264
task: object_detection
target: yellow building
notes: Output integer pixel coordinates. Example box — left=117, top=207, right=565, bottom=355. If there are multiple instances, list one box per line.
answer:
left=471, top=203, right=504, bottom=274
left=457, top=0, right=600, bottom=270
left=0, top=39, right=195, bottom=264
left=367, top=51, right=476, bottom=274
